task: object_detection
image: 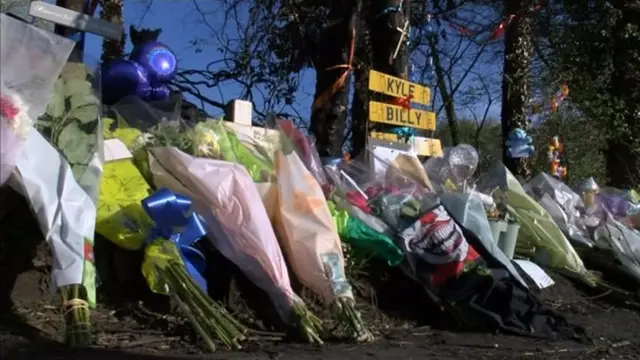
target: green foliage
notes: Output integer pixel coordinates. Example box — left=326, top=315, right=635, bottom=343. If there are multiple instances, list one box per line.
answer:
left=539, top=0, right=640, bottom=186
left=529, top=108, right=607, bottom=188
left=437, top=115, right=606, bottom=189
left=38, top=63, right=101, bottom=182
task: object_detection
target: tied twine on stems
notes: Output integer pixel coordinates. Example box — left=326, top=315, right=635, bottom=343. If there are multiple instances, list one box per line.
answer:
left=142, top=188, right=208, bottom=292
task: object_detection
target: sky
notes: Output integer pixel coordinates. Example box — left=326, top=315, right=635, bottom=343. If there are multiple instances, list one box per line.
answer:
left=6, top=0, right=503, bottom=126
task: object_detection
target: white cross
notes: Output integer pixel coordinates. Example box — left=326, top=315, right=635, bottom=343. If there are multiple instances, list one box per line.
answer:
left=392, top=20, right=410, bottom=60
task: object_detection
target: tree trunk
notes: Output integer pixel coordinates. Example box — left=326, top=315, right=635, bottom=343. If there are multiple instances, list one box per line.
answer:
left=309, top=0, right=360, bottom=158
left=607, top=1, right=640, bottom=188
left=54, top=0, right=86, bottom=62
left=350, top=2, right=372, bottom=159
left=100, top=0, right=125, bottom=66
left=369, top=0, right=409, bottom=133
left=501, top=0, right=533, bottom=180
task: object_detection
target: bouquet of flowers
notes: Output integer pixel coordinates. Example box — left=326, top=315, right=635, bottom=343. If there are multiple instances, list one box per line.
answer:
left=275, top=119, right=402, bottom=266
left=96, top=111, right=247, bottom=351
left=333, top=153, right=588, bottom=341
left=1, top=14, right=103, bottom=346
left=272, top=131, right=372, bottom=342
left=130, top=116, right=323, bottom=343
left=0, top=14, right=74, bottom=183
left=148, top=145, right=323, bottom=343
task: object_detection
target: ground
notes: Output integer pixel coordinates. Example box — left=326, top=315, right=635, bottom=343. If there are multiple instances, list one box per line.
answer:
left=1, top=190, right=639, bottom=360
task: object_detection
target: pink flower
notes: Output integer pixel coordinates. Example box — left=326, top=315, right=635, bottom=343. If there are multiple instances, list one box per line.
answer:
left=0, top=94, right=19, bottom=120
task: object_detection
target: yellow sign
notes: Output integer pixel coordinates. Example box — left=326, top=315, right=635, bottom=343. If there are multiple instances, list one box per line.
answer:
left=369, top=131, right=398, bottom=142
left=414, top=137, right=443, bottom=157
left=369, top=101, right=435, bottom=130
left=369, top=70, right=430, bottom=105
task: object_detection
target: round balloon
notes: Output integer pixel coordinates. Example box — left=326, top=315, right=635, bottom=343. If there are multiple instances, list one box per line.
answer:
left=102, top=59, right=150, bottom=105
left=131, top=41, right=177, bottom=84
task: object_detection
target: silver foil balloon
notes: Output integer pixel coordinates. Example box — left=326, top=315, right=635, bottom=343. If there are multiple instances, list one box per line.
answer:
left=449, top=144, right=479, bottom=188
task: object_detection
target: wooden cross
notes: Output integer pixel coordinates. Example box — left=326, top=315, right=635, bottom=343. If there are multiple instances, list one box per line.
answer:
left=392, top=20, right=410, bottom=61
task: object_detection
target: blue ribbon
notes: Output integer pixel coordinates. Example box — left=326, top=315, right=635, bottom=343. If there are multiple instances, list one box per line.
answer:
left=390, top=126, right=417, bottom=141
left=505, top=128, right=535, bottom=159
left=142, top=188, right=208, bottom=293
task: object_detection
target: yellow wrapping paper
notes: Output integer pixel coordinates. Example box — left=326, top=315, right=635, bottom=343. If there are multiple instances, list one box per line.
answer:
left=96, top=125, right=152, bottom=250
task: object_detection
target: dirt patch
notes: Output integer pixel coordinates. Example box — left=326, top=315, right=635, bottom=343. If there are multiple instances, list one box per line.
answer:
left=1, top=189, right=639, bottom=360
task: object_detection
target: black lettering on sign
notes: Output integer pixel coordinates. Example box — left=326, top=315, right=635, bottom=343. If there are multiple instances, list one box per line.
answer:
left=386, top=106, right=394, bottom=121
left=408, top=84, right=416, bottom=97
left=414, top=111, right=422, bottom=126
left=394, top=80, right=404, bottom=96
left=386, top=78, right=394, bottom=93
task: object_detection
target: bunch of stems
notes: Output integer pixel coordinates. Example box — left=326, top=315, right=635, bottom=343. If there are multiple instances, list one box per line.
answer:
left=332, top=296, right=373, bottom=342
left=290, top=302, right=323, bottom=344
left=150, top=244, right=247, bottom=352
left=60, top=284, right=91, bottom=347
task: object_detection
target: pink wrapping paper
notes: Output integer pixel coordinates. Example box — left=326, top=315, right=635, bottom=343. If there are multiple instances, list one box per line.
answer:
left=149, top=147, right=302, bottom=320
left=274, top=151, right=353, bottom=305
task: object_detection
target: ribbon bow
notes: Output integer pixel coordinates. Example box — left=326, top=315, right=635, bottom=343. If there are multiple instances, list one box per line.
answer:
left=142, top=188, right=208, bottom=292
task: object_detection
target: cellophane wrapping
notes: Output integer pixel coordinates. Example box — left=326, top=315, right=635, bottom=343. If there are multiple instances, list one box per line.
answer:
left=148, top=146, right=306, bottom=322
left=274, top=149, right=354, bottom=305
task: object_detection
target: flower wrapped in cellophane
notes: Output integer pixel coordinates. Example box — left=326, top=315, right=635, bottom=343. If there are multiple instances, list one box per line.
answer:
left=276, top=119, right=402, bottom=267
left=272, top=128, right=373, bottom=342
left=190, top=120, right=279, bottom=221
left=147, top=146, right=323, bottom=344
left=334, top=153, right=589, bottom=341
left=96, top=118, right=151, bottom=250
left=96, top=113, right=247, bottom=351
left=1, top=14, right=103, bottom=347
left=139, top=188, right=248, bottom=351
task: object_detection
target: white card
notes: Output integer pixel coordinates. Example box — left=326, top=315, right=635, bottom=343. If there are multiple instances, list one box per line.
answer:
left=372, top=145, right=412, bottom=175
left=103, top=138, right=133, bottom=162
left=513, top=259, right=555, bottom=289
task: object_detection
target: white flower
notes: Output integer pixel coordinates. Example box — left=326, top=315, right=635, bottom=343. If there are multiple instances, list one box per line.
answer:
left=131, top=133, right=154, bottom=152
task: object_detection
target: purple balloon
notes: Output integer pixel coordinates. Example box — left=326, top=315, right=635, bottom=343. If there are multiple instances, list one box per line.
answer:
left=139, top=84, right=171, bottom=102
left=131, top=41, right=177, bottom=84
left=102, top=59, right=150, bottom=105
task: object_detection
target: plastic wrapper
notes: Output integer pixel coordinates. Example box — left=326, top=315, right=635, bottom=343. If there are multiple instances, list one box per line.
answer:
left=479, top=163, right=595, bottom=286
left=0, top=14, right=74, bottom=183
left=4, top=16, right=104, bottom=305
left=333, top=156, right=523, bottom=284
left=95, top=119, right=152, bottom=250
left=147, top=146, right=306, bottom=322
left=274, top=150, right=354, bottom=304
left=595, top=187, right=640, bottom=219
left=191, top=120, right=274, bottom=182
left=593, top=212, right=640, bottom=283
left=523, top=173, right=593, bottom=247
left=340, top=155, right=586, bottom=339
left=329, top=157, right=432, bottom=232
left=328, top=200, right=403, bottom=266
left=439, top=192, right=527, bottom=287
left=276, top=118, right=328, bottom=186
